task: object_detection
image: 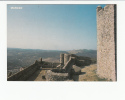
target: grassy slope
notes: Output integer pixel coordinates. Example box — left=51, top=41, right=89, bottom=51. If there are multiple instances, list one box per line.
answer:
left=73, top=64, right=108, bottom=81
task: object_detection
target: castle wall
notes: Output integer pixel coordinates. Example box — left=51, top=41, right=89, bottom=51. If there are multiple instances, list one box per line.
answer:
left=64, top=54, right=70, bottom=65
left=63, top=57, right=75, bottom=73
left=45, top=70, right=69, bottom=81
left=97, top=4, right=116, bottom=81
left=42, top=62, right=60, bottom=68
left=75, top=60, right=85, bottom=66
left=7, top=63, right=40, bottom=81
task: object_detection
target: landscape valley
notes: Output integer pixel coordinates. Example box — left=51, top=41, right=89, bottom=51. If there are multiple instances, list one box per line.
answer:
left=7, top=48, right=97, bottom=76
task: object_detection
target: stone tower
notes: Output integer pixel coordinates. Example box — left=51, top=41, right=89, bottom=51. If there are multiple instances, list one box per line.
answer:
left=60, top=54, right=64, bottom=65
left=97, top=4, right=117, bottom=81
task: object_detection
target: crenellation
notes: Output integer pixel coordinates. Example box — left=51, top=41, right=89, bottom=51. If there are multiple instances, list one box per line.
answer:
left=96, top=6, right=102, bottom=12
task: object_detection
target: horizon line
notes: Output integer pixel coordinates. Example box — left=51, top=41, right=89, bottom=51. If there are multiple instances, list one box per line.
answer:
left=7, top=47, right=97, bottom=51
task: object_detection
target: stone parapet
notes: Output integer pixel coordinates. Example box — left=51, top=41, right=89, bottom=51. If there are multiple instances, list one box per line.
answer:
left=45, top=70, right=69, bottom=81
left=7, top=63, right=40, bottom=81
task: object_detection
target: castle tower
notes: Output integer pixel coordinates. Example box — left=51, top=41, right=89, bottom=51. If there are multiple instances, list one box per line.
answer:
left=96, top=6, right=102, bottom=12
left=60, top=54, right=64, bottom=65
left=64, top=54, right=70, bottom=65
left=97, top=4, right=117, bottom=81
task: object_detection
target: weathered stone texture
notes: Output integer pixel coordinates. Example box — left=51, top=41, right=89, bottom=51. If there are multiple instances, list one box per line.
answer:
left=72, top=65, right=81, bottom=75
left=45, top=70, right=69, bottom=81
left=45, top=57, right=76, bottom=81
left=63, top=57, right=75, bottom=73
left=97, top=4, right=116, bottom=81
left=7, top=63, right=40, bottom=81
left=60, top=53, right=64, bottom=65
left=64, top=54, right=70, bottom=65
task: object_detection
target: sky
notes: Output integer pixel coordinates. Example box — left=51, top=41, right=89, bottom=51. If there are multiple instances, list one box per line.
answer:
left=7, top=4, right=105, bottom=50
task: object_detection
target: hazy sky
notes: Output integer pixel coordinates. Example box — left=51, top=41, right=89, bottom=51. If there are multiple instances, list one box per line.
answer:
left=7, top=4, right=105, bottom=50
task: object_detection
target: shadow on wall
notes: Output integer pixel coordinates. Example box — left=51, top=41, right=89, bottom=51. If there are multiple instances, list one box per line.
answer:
left=7, top=61, right=41, bottom=81
left=26, top=70, right=41, bottom=81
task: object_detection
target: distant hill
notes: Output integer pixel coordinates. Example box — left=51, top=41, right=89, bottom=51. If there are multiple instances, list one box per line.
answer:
left=7, top=48, right=97, bottom=74
left=7, top=48, right=67, bottom=73
left=67, top=49, right=97, bottom=58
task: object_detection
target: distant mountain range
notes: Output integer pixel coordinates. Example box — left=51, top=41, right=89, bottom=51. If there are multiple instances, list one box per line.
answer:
left=67, top=49, right=97, bottom=58
left=7, top=48, right=97, bottom=73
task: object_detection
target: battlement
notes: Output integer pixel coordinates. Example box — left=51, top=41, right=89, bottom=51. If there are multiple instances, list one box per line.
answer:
left=96, top=6, right=103, bottom=12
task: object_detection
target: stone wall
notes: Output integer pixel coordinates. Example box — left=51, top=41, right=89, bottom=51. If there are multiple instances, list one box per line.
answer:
left=42, top=62, right=60, bottom=68
left=45, top=70, right=69, bottom=81
left=63, top=57, right=75, bottom=73
left=45, top=56, right=76, bottom=81
left=75, top=58, right=92, bottom=66
left=97, top=4, right=117, bottom=81
left=7, top=63, right=40, bottom=81
left=60, top=53, right=92, bottom=67
left=64, top=54, right=70, bottom=65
